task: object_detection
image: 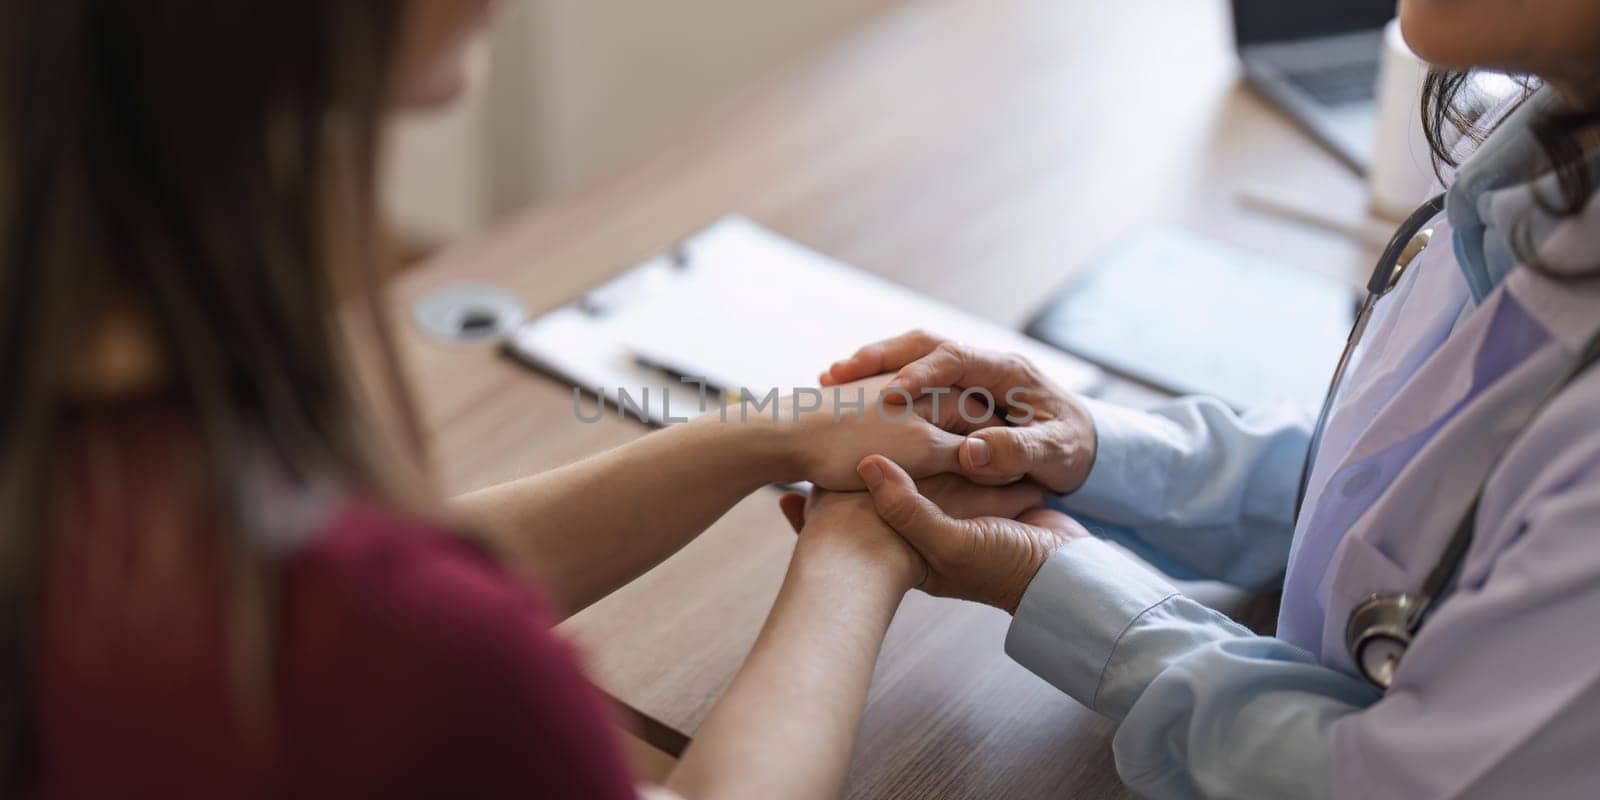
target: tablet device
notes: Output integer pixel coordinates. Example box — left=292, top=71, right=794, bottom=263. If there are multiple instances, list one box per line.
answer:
left=1027, top=228, right=1355, bottom=411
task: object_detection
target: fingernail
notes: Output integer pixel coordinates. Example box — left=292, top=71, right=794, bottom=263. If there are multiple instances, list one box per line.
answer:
left=858, top=461, right=885, bottom=487
left=966, top=438, right=991, bottom=467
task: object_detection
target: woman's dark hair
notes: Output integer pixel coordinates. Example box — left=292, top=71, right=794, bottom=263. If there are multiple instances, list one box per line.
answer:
left=1423, top=70, right=1600, bottom=217
left=0, top=0, right=420, bottom=790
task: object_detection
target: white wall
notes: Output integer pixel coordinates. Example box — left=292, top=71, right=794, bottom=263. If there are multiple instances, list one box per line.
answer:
left=384, top=78, right=492, bottom=244
left=384, top=0, right=900, bottom=242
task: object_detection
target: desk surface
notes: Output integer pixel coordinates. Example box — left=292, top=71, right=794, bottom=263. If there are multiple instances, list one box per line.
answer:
left=392, top=0, right=1376, bottom=796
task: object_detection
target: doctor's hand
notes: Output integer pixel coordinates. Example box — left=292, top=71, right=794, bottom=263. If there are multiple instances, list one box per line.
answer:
left=821, top=330, right=1097, bottom=493
left=851, top=455, right=1088, bottom=614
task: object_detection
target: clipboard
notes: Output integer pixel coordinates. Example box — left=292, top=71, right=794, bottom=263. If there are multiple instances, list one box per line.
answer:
left=505, top=217, right=1105, bottom=425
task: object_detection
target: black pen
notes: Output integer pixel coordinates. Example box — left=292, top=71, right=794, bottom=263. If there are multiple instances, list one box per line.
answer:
left=632, top=354, right=738, bottom=405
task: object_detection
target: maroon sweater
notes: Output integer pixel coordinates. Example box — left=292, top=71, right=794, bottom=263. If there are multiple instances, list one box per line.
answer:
left=29, top=410, right=637, bottom=798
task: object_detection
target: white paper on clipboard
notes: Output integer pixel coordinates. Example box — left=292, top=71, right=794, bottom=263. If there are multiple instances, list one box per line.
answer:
left=505, top=217, right=1105, bottom=425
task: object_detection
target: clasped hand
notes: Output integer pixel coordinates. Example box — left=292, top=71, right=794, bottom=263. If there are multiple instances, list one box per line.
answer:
left=781, top=330, right=1097, bottom=613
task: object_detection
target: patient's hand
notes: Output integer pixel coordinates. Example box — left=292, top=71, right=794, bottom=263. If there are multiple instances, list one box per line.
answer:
left=779, top=487, right=925, bottom=590
left=777, top=474, right=1048, bottom=590
left=776, top=374, right=1003, bottom=491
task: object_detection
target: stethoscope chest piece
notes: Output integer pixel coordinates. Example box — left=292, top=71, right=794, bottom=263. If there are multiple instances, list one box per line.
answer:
left=1345, top=593, right=1426, bottom=690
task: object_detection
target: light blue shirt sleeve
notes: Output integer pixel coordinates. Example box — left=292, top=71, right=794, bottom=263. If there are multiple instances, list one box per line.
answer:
left=1009, top=464, right=1600, bottom=798
left=1014, top=395, right=1370, bottom=798
left=1007, top=539, right=1380, bottom=799
left=1059, top=396, right=1313, bottom=588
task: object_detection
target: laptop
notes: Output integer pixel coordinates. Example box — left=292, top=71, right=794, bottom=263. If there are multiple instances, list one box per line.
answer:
left=1231, top=0, right=1397, bottom=173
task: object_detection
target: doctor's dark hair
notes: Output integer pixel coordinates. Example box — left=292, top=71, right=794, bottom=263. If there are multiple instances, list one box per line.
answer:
left=1422, top=70, right=1600, bottom=218
left=0, top=0, right=421, bottom=791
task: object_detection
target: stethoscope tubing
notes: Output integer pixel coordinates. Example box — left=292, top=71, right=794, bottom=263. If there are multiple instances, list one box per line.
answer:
left=1294, top=194, right=1448, bottom=521
left=1298, top=192, right=1600, bottom=689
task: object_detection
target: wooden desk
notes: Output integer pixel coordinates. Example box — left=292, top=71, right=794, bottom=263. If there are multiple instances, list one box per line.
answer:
left=391, top=0, right=1376, bottom=796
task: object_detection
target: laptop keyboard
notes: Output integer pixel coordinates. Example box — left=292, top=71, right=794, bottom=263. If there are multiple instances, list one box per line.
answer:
left=1282, top=60, right=1379, bottom=106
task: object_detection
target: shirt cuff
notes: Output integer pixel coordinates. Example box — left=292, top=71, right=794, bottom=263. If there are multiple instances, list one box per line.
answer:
left=1004, top=537, right=1179, bottom=715
left=1066, top=396, right=1171, bottom=517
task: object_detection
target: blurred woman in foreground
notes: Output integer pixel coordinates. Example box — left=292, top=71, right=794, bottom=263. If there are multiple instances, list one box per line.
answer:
left=0, top=1, right=1062, bottom=796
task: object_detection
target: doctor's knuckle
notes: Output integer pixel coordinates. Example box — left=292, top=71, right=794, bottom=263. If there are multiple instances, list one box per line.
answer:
left=1017, top=433, right=1047, bottom=463
left=935, top=341, right=969, bottom=363
left=895, top=364, right=931, bottom=389
left=1001, top=352, right=1038, bottom=380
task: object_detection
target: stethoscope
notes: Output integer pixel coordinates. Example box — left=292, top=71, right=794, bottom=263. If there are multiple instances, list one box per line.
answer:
left=1297, top=193, right=1600, bottom=691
